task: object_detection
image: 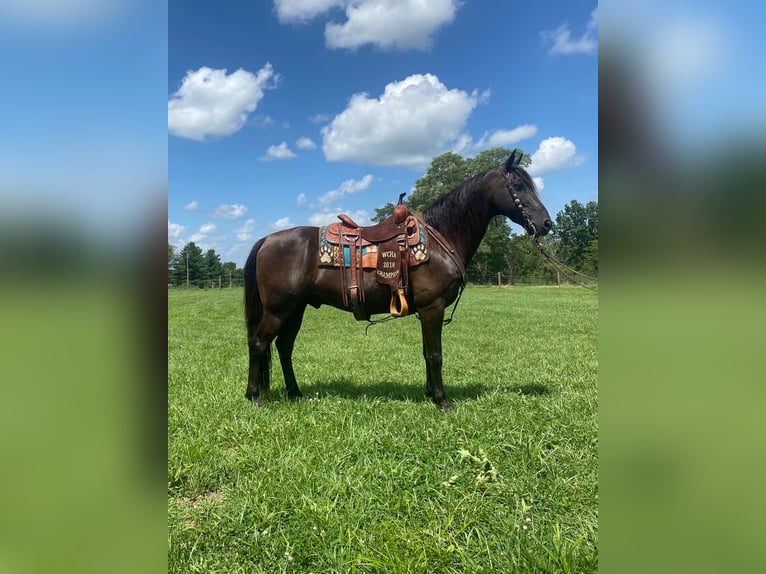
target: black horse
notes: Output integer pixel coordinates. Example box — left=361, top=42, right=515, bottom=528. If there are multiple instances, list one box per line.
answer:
left=243, top=151, right=552, bottom=410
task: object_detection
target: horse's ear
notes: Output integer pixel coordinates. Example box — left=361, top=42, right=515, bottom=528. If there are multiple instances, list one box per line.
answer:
left=504, top=149, right=522, bottom=171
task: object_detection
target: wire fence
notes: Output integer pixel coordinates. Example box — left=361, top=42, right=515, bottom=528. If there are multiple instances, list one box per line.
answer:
left=168, top=272, right=586, bottom=290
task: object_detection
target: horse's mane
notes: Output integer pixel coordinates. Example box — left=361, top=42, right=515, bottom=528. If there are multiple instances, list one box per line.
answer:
left=423, top=165, right=538, bottom=233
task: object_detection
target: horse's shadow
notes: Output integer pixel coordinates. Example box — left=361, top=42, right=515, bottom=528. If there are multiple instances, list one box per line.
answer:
left=288, top=378, right=552, bottom=404
left=296, top=377, right=488, bottom=403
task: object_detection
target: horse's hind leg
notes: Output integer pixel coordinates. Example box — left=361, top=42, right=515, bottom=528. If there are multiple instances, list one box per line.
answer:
left=245, top=311, right=282, bottom=405
left=275, top=303, right=307, bottom=401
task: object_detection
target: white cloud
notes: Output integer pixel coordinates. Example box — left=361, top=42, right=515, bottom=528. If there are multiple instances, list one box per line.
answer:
left=296, top=193, right=308, bottom=208
left=533, top=177, right=545, bottom=192
left=260, top=142, right=298, bottom=161
left=235, top=218, right=256, bottom=242
left=296, top=136, right=317, bottom=150
left=273, top=0, right=344, bottom=23
left=274, top=0, right=458, bottom=51
left=322, top=73, right=479, bottom=168
left=168, top=220, right=185, bottom=240
left=168, top=64, right=279, bottom=141
left=273, top=217, right=295, bottom=229
left=528, top=137, right=585, bottom=176
left=309, top=209, right=370, bottom=227
left=473, top=124, right=538, bottom=151
left=199, top=222, right=217, bottom=234
left=319, top=174, right=374, bottom=207
left=184, top=200, right=199, bottom=210
left=325, top=0, right=459, bottom=51
left=251, top=114, right=277, bottom=128
left=310, top=113, right=332, bottom=124
left=542, top=7, right=598, bottom=55
left=212, top=203, right=248, bottom=219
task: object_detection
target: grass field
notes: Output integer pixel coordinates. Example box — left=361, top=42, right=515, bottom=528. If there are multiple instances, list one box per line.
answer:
left=168, top=286, right=598, bottom=573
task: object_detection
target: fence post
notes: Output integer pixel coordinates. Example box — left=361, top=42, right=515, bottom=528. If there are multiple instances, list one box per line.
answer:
left=497, top=272, right=501, bottom=287
left=557, top=270, right=560, bottom=286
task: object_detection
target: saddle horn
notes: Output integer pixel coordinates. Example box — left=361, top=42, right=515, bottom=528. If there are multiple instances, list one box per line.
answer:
left=393, top=192, right=408, bottom=224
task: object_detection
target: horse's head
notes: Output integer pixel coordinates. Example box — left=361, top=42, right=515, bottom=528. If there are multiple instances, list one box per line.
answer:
left=492, top=150, right=552, bottom=237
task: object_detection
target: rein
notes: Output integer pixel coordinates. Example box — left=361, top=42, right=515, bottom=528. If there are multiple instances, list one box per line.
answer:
left=505, top=171, right=597, bottom=291
left=530, top=237, right=598, bottom=291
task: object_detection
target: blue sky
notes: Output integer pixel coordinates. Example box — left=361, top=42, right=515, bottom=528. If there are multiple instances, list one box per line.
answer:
left=169, top=1, right=598, bottom=266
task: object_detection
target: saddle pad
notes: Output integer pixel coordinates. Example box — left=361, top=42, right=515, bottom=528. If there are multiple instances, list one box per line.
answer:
left=318, top=225, right=429, bottom=269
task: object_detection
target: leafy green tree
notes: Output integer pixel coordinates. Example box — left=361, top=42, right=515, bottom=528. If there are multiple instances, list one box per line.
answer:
left=582, top=239, right=599, bottom=276
left=221, top=260, right=246, bottom=285
left=407, top=152, right=468, bottom=212
left=552, top=200, right=598, bottom=271
left=371, top=202, right=396, bottom=223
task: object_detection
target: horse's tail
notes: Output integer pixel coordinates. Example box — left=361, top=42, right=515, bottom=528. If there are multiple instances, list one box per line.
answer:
left=244, top=238, right=271, bottom=384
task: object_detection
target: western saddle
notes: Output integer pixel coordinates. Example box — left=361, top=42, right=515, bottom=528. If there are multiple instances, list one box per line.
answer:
left=320, top=194, right=429, bottom=321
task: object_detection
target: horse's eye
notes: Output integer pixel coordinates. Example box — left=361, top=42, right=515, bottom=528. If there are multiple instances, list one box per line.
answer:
left=513, top=183, right=524, bottom=192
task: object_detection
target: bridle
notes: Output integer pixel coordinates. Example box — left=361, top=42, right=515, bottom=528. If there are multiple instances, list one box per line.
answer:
left=504, top=171, right=537, bottom=237
left=504, top=171, right=598, bottom=291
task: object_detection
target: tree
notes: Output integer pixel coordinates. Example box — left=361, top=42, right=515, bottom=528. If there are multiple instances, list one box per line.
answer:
left=552, top=200, right=598, bottom=271
left=582, top=239, right=599, bottom=276
left=371, top=202, right=396, bottom=223
left=407, top=152, right=468, bottom=212
left=204, top=249, right=222, bottom=285
left=508, top=234, right=542, bottom=283
left=222, top=261, right=245, bottom=286
left=171, top=242, right=206, bottom=287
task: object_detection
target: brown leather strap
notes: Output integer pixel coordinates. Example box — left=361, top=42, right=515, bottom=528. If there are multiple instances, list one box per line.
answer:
left=348, top=236, right=358, bottom=308
left=339, top=235, right=348, bottom=309
left=425, top=223, right=465, bottom=282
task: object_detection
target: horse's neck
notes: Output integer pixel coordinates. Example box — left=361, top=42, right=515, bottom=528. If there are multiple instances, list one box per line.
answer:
left=430, top=187, right=495, bottom=269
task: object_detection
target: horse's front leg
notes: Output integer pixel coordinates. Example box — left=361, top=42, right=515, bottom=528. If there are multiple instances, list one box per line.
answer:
left=419, top=305, right=453, bottom=411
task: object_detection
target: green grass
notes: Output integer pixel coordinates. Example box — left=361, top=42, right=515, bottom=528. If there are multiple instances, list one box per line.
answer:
left=168, top=286, right=598, bottom=573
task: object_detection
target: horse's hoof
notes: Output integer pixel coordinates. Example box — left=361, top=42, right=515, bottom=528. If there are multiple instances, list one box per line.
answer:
left=287, top=393, right=304, bottom=402
left=435, top=399, right=453, bottom=411
left=246, top=394, right=265, bottom=407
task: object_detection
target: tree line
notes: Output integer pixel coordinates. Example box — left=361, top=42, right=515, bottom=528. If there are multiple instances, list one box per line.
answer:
left=168, top=242, right=244, bottom=288
left=168, top=147, right=597, bottom=288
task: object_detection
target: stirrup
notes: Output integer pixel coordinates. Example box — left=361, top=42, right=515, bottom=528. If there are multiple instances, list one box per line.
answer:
left=389, top=288, right=409, bottom=317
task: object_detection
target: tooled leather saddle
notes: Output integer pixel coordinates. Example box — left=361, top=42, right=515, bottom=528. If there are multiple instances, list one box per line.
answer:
left=318, top=194, right=429, bottom=321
